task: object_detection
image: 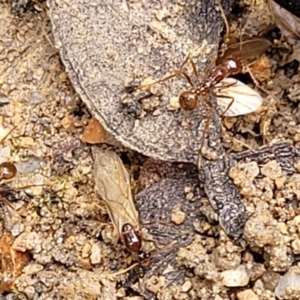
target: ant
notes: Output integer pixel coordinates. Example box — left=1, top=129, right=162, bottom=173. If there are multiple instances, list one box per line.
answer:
left=176, top=56, right=243, bottom=111
left=139, top=55, right=244, bottom=154
left=0, top=128, right=30, bottom=220
left=0, top=161, right=18, bottom=212
left=93, top=149, right=143, bottom=253
left=0, top=136, right=18, bottom=213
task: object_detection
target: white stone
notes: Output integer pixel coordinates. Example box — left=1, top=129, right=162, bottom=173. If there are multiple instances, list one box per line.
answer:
left=90, top=242, right=102, bottom=264
left=221, top=265, right=250, bottom=287
left=275, top=266, right=300, bottom=299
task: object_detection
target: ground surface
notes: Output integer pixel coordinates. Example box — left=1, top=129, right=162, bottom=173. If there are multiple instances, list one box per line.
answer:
left=1, top=0, right=300, bottom=300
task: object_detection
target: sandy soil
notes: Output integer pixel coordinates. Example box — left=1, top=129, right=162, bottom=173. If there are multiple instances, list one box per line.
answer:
left=1, top=0, right=300, bottom=300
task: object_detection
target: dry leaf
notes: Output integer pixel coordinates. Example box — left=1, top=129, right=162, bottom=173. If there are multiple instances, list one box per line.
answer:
left=250, top=55, right=273, bottom=82
left=82, top=118, right=116, bottom=144
left=0, top=231, right=30, bottom=292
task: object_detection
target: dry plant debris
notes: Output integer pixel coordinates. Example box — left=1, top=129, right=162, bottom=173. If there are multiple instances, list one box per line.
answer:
left=0, top=231, right=30, bottom=293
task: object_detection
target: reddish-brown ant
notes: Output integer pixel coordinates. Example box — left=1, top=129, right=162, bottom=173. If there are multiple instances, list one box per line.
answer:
left=139, top=55, right=245, bottom=155
left=0, top=128, right=20, bottom=212
left=0, top=161, right=18, bottom=212
left=121, top=223, right=142, bottom=253
left=177, top=56, right=243, bottom=111
left=0, top=162, right=17, bottom=182
left=0, top=128, right=42, bottom=219
left=93, top=150, right=171, bottom=254
left=93, top=149, right=143, bottom=253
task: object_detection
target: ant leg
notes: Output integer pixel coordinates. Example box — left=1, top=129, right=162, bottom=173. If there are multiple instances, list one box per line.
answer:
left=105, top=262, right=140, bottom=279
left=183, top=54, right=213, bottom=85
left=180, top=70, right=195, bottom=87
left=179, top=54, right=192, bottom=72
left=139, top=55, right=195, bottom=89
left=246, top=65, right=280, bottom=101
left=216, top=0, right=232, bottom=58
left=0, top=195, right=15, bottom=211
left=216, top=0, right=231, bottom=44
left=203, top=55, right=219, bottom=79
left=0, top=184, right=44, bottom=193
left=0, top=127, right=15, bottom=145
left=214, top=79, right=237, bottom=90
left=197, top=96, right=213, bottom=163
left=212, top=79, right=237, bottom=115
left=139, top=70, right=183, bottom=88
left=189, top=56, right=201, bottom=82
left=215, top=94, right=235, bottom=116
left=197, top=107, right=213, bottom=169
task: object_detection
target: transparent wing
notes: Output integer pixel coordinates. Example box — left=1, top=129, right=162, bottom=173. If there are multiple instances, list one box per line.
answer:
left=215, top=78, right=263, bottom=117
left=93, top=149, right=139, bottom=236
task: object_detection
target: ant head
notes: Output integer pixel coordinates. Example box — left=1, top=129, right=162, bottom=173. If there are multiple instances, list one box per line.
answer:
left=121, top=223, right=142, bottom=253
left=223, top=57, right=243, bottom=75
left=179, top=91, right=198, bottom=111
left=0, top=162, right=17, bottom=181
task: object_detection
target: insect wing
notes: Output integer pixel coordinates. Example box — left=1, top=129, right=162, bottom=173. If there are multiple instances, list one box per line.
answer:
left=217, top=37, right=271, bottom=64
left=215, top=78, right=263, bottom=117
left=93, top=150, right=139, bottom=237
left=269, top=0, right=300, bottom=40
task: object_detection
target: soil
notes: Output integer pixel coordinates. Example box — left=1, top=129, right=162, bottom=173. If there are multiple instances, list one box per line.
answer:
left=1, top=0, right=300, bottom=300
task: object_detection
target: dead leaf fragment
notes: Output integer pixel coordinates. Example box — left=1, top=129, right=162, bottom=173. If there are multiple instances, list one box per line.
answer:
left=0, top=231, right=30, bottom=293
left=81, top=118, right=116, bottom=144
left=250, top=55, right=272, bottom=82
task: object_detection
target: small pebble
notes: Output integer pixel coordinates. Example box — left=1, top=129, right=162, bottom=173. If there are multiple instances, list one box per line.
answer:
left=275, top=266, right=300, bottom=299
left=61, top=115, right=74, bottom=130
left=237, top=289, right=259, bottom=300
left=12, top=232, right=42, bottom=253
left=17, top=158, right=42, bottom=174
left=90, top=242, right=102, bottom=264
left=82, top=243, right=91, bottom=259
left=11, top=223, right=23, bottom=237
left=19, top=136, right=34, bottom=147
left=181, top=280, right=192, bottom=292
left=24, top=286, right=35, bottom=299
left=221, top=265, right=250, bottom=287
left=291, top=238, right=300, bottom=254
left=275, top=176, right=286, bottom=189
left=23, top=263, right=44, bottom=275
left=30, top=91, right=45, bottom=103
left=261, top=160, right=282, bottom=180
left=171, top=206, right=186, bottom=225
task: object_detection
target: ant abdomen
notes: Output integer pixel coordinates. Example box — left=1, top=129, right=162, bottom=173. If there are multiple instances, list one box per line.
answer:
left=0, top=162, right=17, bottom=181
left=122, top=223, right=142, bottom=253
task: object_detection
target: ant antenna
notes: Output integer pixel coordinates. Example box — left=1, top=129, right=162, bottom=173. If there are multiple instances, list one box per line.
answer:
left=216, top=0, right=231, bottom=44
